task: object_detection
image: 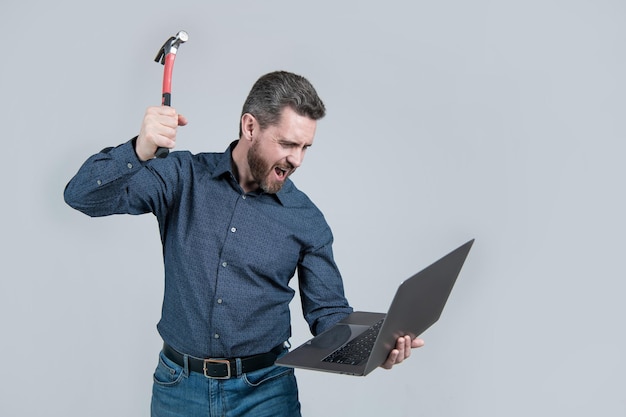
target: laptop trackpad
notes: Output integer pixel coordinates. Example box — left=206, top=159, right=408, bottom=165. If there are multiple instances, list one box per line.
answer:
left=308, top=324, right=370, bottom=350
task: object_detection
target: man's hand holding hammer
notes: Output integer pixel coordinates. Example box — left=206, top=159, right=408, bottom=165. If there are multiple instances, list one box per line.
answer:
left=135, top=30, right=189, bottom=161
left=135, top=106, right=188, bottom=161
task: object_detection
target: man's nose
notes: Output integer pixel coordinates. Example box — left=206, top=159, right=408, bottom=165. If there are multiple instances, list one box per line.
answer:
left=287, top=148, right=305, bottom=168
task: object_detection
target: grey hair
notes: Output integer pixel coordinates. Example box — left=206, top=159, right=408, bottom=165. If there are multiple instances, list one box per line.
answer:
left=239, top=71, right=326, bottom=137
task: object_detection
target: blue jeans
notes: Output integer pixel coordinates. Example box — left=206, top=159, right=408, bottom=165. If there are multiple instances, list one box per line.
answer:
left=151, top=349, right=302, bottom=417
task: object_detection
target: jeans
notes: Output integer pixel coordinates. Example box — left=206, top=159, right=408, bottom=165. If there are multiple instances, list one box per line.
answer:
left=151, top=349, right=302, bottom=417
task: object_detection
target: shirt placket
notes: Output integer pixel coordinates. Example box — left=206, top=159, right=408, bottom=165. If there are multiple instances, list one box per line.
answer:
left=210, top=193, right=249, bottom=354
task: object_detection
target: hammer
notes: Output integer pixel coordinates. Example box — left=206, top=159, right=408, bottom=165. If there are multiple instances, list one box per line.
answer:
left=153, top=30, right=189, bottom=158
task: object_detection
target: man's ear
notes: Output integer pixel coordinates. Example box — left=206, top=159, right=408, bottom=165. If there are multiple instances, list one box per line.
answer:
left=241, top=113, right=256, bottom=141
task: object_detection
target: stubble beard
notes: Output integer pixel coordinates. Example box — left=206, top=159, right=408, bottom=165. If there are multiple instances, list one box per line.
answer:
left=247, top=141, right=289, bottom=194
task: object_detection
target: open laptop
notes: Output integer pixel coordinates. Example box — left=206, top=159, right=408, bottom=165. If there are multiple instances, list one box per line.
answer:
left=276, top=239, right=474, bottom=376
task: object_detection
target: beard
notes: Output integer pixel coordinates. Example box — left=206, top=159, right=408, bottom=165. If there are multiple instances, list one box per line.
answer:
left=247, top=141, right=292, bottom=194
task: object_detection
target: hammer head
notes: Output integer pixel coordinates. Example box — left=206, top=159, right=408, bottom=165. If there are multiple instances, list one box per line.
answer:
left=172, top=30, right=189, bottom=47
left=155, top=30, right=189, bottom=64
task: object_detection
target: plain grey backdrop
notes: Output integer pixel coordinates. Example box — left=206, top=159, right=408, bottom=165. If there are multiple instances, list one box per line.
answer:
left=1, top=0, right=624, bottom=416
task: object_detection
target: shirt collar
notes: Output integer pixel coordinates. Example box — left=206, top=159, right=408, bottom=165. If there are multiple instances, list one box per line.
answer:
left=210, top=140, right=238, bottom=180
left=211, top=140, right=296, bottom=207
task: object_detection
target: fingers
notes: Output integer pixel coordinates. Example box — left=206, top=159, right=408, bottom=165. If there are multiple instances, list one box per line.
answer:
left=381, top=349, right=399, bottom=370
left=412, top=338, right=425, bottom=349
left=397, top=335, right=411, bottom=362
left=380, top=337, right=407, bottom=370
left=136, top=106, right=186, bottom=161
left=380, top=336, right=425, bottom=370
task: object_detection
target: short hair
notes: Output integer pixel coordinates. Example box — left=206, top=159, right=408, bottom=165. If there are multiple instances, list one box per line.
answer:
left=239, top=71, right=326, bottom=137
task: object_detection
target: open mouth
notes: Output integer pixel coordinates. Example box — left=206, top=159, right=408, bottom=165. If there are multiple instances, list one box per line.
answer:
left=274, top=166, right=289, bottom=180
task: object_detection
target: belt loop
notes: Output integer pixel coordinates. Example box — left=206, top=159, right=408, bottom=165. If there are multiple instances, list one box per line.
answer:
left=183, top=354, right=190, bottom=377
left=235, top=357, right=243, bottom=377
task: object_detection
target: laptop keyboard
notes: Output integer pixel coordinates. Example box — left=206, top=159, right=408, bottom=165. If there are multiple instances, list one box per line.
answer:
left=322, top=318, right=385, bottom=365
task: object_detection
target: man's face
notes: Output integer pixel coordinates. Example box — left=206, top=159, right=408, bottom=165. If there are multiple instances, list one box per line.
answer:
left=247, top=107, right=317, bottom=194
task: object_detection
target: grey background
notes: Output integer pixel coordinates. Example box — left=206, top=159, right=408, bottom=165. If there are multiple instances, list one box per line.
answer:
left=1, top=0, right=624, bottom=416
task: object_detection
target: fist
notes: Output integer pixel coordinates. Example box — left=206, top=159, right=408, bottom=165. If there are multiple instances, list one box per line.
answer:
left=136, top=106, right=188, bottom=161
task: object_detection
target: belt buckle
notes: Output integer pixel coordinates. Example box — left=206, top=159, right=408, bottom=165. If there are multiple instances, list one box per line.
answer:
left=203, top=358, right=231, bottom=379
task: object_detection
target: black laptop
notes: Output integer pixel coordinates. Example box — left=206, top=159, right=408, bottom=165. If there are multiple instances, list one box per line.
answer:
left=275, top=239, right=474, bottom=376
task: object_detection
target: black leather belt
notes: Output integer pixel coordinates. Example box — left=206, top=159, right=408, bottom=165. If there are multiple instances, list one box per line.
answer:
left=162, top=343, right=284, bottom=379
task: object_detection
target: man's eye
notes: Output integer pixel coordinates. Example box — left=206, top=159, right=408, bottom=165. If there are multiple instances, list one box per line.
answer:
left=279, top=142, right=310, bottom=150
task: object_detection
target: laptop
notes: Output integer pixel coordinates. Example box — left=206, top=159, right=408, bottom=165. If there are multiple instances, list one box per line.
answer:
left=276, top=239, right=474, bottom=376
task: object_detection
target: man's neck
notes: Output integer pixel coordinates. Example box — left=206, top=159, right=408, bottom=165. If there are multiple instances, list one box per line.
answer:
left=231, top=140, right=258, bottom=194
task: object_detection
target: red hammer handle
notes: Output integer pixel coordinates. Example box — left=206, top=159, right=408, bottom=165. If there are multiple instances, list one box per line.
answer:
left=154, top=53, right=176, bottom=159
left=161, top=53, right=175, bottom=106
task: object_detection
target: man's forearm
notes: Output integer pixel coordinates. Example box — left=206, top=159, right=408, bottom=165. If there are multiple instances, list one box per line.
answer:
left=64, top=139, right=147, bottom=217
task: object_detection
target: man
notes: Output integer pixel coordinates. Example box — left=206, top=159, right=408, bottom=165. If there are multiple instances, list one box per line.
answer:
left=64, top=71, right=424, bottom=416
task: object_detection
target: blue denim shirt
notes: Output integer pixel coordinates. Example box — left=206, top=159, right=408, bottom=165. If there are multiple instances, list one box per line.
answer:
left=64, top=139, right=353, bottom=358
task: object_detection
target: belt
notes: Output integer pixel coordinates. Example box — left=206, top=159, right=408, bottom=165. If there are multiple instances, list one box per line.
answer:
left=162, top=343, right=284, bottom=379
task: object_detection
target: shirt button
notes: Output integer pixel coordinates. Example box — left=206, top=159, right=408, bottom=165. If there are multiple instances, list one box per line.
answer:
left=96, top=180, right=102, bottom=186
left=214, top=334, right=220, bottom=339
left=127, top=163, right=133, bottom=169
left=230, top=227, right=237, bottom=233
left=242, top=195, right=247, bottom=200
left=217, top=298, right=223, bottom=304
left=222, top=262, right=228, bottom=267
